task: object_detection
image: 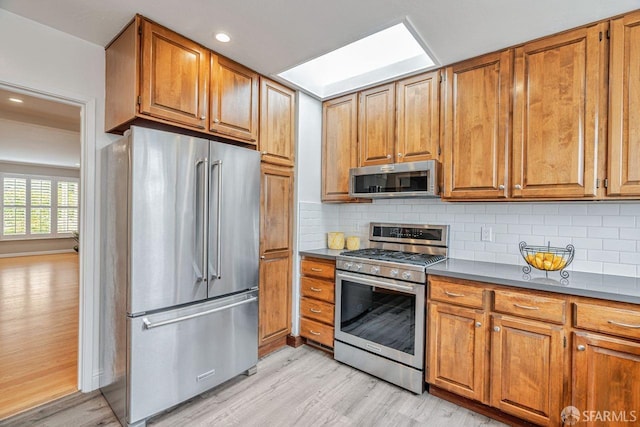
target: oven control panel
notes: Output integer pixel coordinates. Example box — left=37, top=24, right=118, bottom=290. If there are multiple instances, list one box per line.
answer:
left=336, top=258, right=426, bottom=284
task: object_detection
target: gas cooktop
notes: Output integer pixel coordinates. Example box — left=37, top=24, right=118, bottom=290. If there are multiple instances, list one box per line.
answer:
left=340, top=248, right=446, bottom=267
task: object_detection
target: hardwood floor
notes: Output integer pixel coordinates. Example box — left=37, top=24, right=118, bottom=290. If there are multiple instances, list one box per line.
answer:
left=0, top=345, right=504, bottom=426
left=0, top=253, right=79, bottom=421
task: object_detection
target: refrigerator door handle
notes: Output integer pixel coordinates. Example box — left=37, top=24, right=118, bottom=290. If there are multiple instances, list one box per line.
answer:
left=195, top=158, right=208, bottom=283
left=142, top=296, right=257, bottom=329
left=210, top=160, right=223, bottom=280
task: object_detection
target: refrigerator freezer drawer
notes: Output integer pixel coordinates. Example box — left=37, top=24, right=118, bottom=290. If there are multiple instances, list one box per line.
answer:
left=127, top=291, right=258, bottom=424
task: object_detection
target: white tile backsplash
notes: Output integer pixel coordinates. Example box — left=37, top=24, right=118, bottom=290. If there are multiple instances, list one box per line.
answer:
left=298, top=199, right=640, bottom=278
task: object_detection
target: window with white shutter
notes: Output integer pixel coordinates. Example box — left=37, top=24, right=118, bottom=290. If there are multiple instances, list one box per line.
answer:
left=0, top=173, right=79, bottom=240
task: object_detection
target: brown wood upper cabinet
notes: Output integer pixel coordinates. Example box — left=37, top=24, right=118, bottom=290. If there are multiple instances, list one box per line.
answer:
left=209, top=55, right=259, bottom=144
left=443, top=51, right=511, bottom=199
left=512, top=24, right=606, bottom=199
left=106, top=16, right=211, bottom=133
left=259, top=78, right=295, bottom=167
left=359, top=83, right=396, bottom=166
left=396, top=71, right=441, bottom=163
left=607, top=10, right=640, bottom=196
left=322, top=93, right=358, bottom=202
left=358, top=72, right=440, bottom=167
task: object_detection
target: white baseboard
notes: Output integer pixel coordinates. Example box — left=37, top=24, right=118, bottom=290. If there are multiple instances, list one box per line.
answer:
left=0, top=249, right=76, bottom=258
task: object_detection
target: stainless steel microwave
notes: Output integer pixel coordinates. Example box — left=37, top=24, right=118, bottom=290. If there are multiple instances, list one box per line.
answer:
left=348, top=160, right=439, bottom=198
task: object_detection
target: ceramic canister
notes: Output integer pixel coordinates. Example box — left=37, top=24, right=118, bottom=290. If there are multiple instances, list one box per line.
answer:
left=327, top=232, right=345, bottom=250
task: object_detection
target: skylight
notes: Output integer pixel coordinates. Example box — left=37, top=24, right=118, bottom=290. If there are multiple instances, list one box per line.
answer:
left=278, top=22, right=436, bottom=99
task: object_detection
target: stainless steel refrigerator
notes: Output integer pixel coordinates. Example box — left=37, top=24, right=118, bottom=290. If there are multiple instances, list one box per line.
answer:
left=100, top=126, right=260, bottom=427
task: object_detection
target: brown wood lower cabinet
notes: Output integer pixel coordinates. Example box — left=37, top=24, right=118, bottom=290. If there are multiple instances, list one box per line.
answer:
left=490, top=315, right=564, bottom=426
left=299, top=257, right=335, bottom=349
left=572, top=332, right=640, bottom=426
left=427, top=275, right=640, bottom=426
left=258, top=253, right=292, bottom=357
left=427, top=301, right=488, bottom=403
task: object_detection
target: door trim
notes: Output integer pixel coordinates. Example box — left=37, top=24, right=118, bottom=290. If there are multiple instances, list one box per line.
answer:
left=0, top=80, right=98, bottom=392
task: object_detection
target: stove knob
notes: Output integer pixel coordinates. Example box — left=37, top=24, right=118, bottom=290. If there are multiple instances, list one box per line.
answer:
left=345, top=262, right=353, bottom=269
left=371, top=266, right=380, bottom=274
left=354, top=263, right=363, bottom=271
left=402, top=271, right=412, bottom=280
left=390, top=269, right=399, bottom=278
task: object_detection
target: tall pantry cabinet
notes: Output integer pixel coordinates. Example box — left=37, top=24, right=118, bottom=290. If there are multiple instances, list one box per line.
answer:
left=258, top=78, right=296, bottom=357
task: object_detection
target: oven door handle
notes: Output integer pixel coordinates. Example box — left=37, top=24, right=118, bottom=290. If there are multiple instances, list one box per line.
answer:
left=337, top=272, right=416, bottom=293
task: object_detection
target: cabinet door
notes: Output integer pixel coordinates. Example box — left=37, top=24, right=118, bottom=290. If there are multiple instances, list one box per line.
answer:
left=139, top=19, right=209, bottom=129
left=396, top=71, right=440, bottom=163
left=608, top=11, right=640, bottom=196
left=210, top=55, right=259, bottom=144
left=322, top=94, right=358, bottom=202
left=258, top=253, right=291, bottom=348
left=490, top=315, right=564, bottom=426
left=512, top=24, right=605, bottom=198
left=443, top=50, right=511, bottom=199
left=358, top=83, right=396, bottom=166
left=260, top=164, right=293, bottom=256
left=259, top=78, right=295, bottom=167
left=573, top=332, right=640, bottom=426
left=258, top=164, right=293, bottom=354
left=427, top=302, right=488, bottom=403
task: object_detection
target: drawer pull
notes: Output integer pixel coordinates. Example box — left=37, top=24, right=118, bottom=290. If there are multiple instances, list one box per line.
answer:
left=493, top=326, right=501, bottom=332
left=577, top=345, right=586, bottom=351
left=608, top=320, right=640, bottom=329
left=513, top=303, right=540, bottom=311
left=444, top=291, right=465, bottom=298
left=310, top=287, right=323, bottom=292
left=309, top=308, right=322, bottom=313
left=308, top=329, right=321, bottom=336
left=475, top=322, right=482, bottom=328
left=311, top=268, right=323, bottom=272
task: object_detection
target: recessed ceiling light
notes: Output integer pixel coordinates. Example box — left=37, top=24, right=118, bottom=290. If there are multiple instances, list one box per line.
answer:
left=278, top=22, right=436, bottom=99
left=215, top=33, right=231, bottom=43
left=9, top=97, right=23, bottom=103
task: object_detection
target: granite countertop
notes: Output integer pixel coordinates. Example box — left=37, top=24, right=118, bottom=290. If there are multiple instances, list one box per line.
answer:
left=299, top=248, right=344, bottom=260
left=427, top=258, right=640, bottom=305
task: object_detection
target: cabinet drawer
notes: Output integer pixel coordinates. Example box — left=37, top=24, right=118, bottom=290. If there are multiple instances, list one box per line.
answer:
left=301, top=297, right=334, bottom=325
left=429, top=277, right=485, bottom=309
left=494, top=290, right=567, bottom=324
left=300, top=318, right=334, bottom=348
left=574, top=302, right=640, bottom=341
left=301, top=276, right=335, bottom=303
left=301, top=258, right=335, bottom=280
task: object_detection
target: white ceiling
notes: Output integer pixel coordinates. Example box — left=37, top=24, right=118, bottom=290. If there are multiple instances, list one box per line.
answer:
left=0, top=87, right=81, bottom=132
left=0, top=0, right=638, bottom=94
left=0, top=88, right=81, bottom=168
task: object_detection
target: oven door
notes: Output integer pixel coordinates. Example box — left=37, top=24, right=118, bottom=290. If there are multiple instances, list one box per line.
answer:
left=334, top=270, right=425, bottom=369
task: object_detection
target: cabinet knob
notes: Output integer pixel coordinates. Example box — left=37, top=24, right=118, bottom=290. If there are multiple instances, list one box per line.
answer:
left=498, top=184, right=505, bottom=190
left=260, top=255, right=265, bottom=260
left=514, top=184, right=522, bottom=190
left=475, top=322, right=482, bottom=328
left=577, top=345, right=586, bottom=351
left=213, top=118, right=219, bottom=123
left=261, top=151, right=267, bottom=155
left=386, top=154, right=392, bottom=159
left=397, top=153, right=403, bottom=158
left=493, top=326, right=501, bottom=332
left=200, top=116, right=206, bottom=120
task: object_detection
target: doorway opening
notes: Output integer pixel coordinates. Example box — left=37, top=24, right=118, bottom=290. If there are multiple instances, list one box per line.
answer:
left=0, top=86, right=82, bottom=419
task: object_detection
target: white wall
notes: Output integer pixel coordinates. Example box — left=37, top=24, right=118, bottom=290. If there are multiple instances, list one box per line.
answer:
left=0, top=118, right=80, bottom=167
left=0, top=8, right=117, bottom=391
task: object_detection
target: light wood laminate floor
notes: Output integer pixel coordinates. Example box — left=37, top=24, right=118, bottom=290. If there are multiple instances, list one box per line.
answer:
left=1, top=345, right=504, bottom=426
left=0, top=253, right=79, bottom=420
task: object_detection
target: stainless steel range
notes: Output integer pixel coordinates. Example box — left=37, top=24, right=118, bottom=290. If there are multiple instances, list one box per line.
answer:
left=334, top=223, right=449, bottom=394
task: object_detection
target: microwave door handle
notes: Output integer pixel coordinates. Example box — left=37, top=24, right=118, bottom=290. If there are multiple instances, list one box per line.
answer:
left=210, top=160, right=222, bottom=280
